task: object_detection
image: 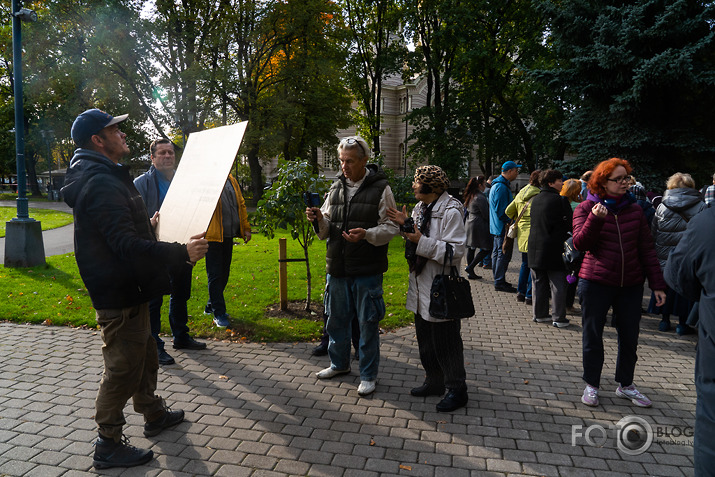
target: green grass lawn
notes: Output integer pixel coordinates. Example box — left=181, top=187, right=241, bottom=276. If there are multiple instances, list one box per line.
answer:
left=0, top=231, right=413, bottom=343
left=0, top=207, right=74, bottom=238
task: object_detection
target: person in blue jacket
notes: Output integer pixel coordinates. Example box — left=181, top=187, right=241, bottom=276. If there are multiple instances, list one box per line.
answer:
left=134, top=138, right=207, bottom=366
left=489, top=161, right=520, bottom=292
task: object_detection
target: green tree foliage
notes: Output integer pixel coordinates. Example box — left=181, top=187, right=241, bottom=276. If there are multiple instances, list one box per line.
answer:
left=253, top=159, right=330, bottom=311
left=454, top=0, right=566, bottom=175
left=538, top=0, right=715, bottom=188
left=403, top=0, right=473, bottom=180
left=340, top=0, right=407, bottom=155
left=404, top=0, right=566, bottom=179
left=263, top=0, right=353, bottom=170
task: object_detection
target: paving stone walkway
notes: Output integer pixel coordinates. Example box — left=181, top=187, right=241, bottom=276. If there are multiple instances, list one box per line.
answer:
left=0, top=265, right=696, bottom=476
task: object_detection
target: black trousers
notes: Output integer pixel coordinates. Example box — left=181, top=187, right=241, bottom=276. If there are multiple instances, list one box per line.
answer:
left=205, top=240, right=234, bottom=317
left=579, top=279, right=643, bottom=389
left=414, top=314, right=467, bottom=390
left=466, top=248, right=490, bottom=273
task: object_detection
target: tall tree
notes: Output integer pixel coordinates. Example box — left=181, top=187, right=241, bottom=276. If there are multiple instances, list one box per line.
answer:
left=265, top=0, right=353, bottom=170
left=539, top=0, right=715, bottom=187
left=455, top=0, right=565, bottom=174
left=340, top=0, right=406, bottom=156
left=403, top=0, right=474, bottom=179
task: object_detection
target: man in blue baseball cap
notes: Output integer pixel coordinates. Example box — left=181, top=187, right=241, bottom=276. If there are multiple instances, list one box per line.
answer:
left=62, top=108, right=209, bottom=469
left=70, top=108, right=129, bottom=148
left=488, top=160, right=521, bottom=292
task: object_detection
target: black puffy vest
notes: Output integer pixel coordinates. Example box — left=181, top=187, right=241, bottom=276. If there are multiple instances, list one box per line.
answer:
left=325, top=166, right=389, bottom=277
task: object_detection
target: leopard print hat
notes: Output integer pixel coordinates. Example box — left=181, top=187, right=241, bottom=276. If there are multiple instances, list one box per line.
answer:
left=414, top=165, right=450, bottom=194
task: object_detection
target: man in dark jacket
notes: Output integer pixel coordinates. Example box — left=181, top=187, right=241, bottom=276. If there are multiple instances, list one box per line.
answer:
left=62, top=109, right=208, bottom=469
left=305, top=136, right=399, bottom=397
left=664, top=206, right=715, bottom=473
left=134, top=138, right=207, bottom=366
left=528, top=170, right=573, bottom=328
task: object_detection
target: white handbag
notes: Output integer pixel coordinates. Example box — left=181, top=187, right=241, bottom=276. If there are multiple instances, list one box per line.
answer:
left=507, top=197, right=534, bottom=239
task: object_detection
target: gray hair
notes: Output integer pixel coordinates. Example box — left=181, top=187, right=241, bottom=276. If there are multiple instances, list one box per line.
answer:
left=337, top=136, right=369, bottom=159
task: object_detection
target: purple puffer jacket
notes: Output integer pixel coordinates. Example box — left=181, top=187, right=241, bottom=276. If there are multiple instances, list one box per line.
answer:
left=573, top=193, right=666, bottom=290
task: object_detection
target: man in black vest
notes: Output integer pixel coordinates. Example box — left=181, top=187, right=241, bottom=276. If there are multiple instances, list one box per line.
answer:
left=306, top=136, right=399, bottom=396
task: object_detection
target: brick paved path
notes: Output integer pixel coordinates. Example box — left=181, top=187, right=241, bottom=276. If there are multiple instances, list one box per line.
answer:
left=0, top=266, right=696, bottom=476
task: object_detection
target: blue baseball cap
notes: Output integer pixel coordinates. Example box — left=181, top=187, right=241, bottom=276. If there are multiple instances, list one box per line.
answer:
left=501, top=160, right=521, bottom=172
left=71, top=108, right=128, bottom=147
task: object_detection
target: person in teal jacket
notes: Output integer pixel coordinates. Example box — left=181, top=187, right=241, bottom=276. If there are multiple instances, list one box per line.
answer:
left=489, top=161, right=520, bottom=292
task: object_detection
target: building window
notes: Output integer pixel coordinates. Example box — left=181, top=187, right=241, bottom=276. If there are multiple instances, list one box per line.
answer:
left=323, top=148, right=338, bottom=170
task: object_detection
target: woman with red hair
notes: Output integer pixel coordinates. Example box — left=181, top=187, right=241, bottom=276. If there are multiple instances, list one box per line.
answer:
left=573, top=158, right=666, bottom=408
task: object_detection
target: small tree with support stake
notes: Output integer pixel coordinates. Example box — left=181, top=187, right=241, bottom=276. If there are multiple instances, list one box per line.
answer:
left=254, top=159, right=330, bottom=311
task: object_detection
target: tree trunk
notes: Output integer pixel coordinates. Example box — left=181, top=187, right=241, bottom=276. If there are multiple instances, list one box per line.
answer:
left=246, top=141, right=263, bottom=206
left=26, top=151, right=41, bottom=197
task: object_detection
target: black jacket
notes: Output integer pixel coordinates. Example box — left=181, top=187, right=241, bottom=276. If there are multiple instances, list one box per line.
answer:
left=528, top=187, right=573, bottom=270
left=652, top=187, right=706, bottom=270
left=62, top=149, right=189, bottom=310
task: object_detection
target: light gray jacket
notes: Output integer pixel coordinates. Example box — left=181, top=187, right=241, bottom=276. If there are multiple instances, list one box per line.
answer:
left=406, top=191, right=467, bottom=322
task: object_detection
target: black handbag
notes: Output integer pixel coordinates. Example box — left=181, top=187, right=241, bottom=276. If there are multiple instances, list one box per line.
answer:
left=429, top=244, right=475, bottom=319
left=562, top=233, right=584, bottom=274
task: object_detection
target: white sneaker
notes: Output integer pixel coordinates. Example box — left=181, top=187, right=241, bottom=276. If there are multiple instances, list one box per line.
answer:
left=616, top=384, right=652, bottom=407
left=315, top=367, right=350, bottom=379
left=357, top=380, right=376, bottom=396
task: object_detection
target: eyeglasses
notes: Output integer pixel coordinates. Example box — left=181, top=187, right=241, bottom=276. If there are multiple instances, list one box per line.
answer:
left=340, top=137, right=367, bottom=157
left=606, top=176, right=630, bottom=184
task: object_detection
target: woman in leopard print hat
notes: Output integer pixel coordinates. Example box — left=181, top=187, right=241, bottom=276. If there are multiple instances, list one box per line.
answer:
left=386, top=164, right=469, bottom=412
left=414, top=165, right=450, bottom=195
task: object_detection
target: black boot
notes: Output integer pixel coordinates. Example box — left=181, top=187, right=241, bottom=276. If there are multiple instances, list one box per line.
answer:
left=144, top=407, right=185, bottom=437
left=93, top=435, right=153, bottom=469
left=436, top=387, right=468, bottom=412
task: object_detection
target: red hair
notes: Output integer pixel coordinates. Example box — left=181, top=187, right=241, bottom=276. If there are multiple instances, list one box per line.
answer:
left=588, top=158, right=633, bottom=198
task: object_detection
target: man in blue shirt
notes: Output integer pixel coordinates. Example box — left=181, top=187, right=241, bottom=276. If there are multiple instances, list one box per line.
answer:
left=134, top=139, right=207, bottom=365
left=489, top=161, right=520, bottom=292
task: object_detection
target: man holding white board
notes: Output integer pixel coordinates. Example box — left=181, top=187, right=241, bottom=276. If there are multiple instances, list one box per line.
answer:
left=62, top=109, right=209, bottom=469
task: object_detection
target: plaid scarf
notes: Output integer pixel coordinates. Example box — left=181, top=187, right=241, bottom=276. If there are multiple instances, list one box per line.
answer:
left=405, top=199, right=438, bottom=275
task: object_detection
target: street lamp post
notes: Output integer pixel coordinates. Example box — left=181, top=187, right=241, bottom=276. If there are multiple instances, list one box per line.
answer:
left=4, top=0, right=44, bottom=267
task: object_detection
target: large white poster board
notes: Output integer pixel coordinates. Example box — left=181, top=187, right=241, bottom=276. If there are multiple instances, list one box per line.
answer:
left=156, top=121, right=248, bottom=243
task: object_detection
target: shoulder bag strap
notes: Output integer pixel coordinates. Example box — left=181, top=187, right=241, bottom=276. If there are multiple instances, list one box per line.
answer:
left=664, top=203, right=691, bottom=223
left=514, top=196, right=534, bottom=225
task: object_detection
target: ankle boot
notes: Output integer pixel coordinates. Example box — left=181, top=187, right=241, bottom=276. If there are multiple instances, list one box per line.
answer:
left=93, top=435, right=153, bottom=469
left=436, top=387, right=468, bottom=412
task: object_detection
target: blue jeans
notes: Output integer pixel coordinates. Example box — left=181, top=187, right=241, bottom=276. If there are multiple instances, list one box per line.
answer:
left=325, top=274, right=385, bottom=381
left=491, top=232, right=513, bottom=286
left=518, top=253, right=532, bottom=299
left=149, top=262, right=193, bottom=351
